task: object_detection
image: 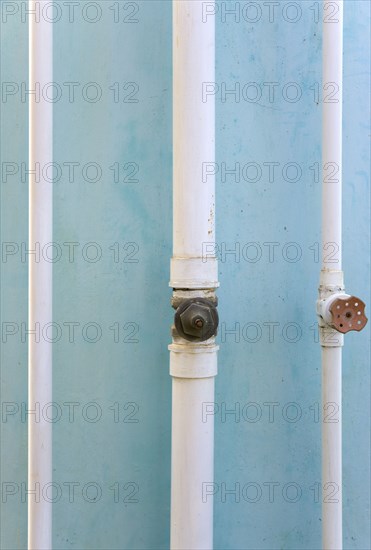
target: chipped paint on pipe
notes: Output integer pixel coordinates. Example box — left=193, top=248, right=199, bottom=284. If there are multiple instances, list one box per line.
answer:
left=170, top=0, right=218, bottom=290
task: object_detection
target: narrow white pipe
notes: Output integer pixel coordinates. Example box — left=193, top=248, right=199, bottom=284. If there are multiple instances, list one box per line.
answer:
left=28, top=2, right=53, bottom=548
left=321, top=2, right=343, bottom=549
left=322, top=0, right=343, bottom=268
left=322, top=347, right=342, bottom=550
left=170, top=2, right=217, bottom=548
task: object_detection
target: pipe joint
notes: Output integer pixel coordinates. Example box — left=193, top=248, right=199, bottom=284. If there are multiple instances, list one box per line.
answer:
left=317, top=269, right=344, bottom=347
left=170, top=257, right=219, bottom=290
left=169, top=290, right=219, bottom=378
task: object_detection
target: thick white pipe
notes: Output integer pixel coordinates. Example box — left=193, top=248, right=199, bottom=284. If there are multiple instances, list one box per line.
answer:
left=28, top=2, right=53, bottom=548
left=171, top=376, right=215, bottom=549
left=322, top=0, right=343, bottom=268
left=171, top=0, right=217, bottom=289
left=321, top=2, right=343, bottom=549
left=170, top=2, right=217, bottom=548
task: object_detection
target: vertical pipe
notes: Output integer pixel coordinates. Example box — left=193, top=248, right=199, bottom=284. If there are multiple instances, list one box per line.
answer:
left=28, top=2, right=53, bottom=548
left=171, top=0, right=217, bottom=290
left=173, top=0, right=215, bottom=259
left=322, top=0, right=343, bottom=268
left=171, top=376, right=215, bottom=549
left=321, top=2, right=343, bottom=549
left=322, top=347, right=342, bottom=550
left=170, top=2, right=217, bottom=549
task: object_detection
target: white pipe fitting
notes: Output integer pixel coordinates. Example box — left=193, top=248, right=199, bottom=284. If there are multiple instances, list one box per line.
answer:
left=317, top=270, right=345, bottom=347
left=317, top=293, right=349, bottom=327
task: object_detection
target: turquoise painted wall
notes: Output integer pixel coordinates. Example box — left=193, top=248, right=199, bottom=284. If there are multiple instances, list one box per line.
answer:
left=1, top=1, right=369, bottom=548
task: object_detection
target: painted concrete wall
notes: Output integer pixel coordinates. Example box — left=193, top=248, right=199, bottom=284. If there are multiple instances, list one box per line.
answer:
left=1, top=1, right=369, bottom=548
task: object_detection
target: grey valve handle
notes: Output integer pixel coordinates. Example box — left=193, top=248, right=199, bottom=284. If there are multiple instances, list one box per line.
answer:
left=174, top=298, right=219, bottom=342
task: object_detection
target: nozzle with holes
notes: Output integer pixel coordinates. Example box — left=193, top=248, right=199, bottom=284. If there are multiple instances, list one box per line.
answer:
left=318, top=294, right=368, bottom=334
left=329, top=296, right=367, bottom=334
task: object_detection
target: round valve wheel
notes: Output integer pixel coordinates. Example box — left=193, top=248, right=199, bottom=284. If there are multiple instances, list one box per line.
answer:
left=329, top=296, right=368, bottom=334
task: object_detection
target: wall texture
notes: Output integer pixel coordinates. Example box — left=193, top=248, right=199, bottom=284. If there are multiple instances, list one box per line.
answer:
left=1, top=1, right=369, bottom=549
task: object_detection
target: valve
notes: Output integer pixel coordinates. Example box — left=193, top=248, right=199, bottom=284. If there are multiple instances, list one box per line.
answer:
left=174, top=298, right=219, bottom=342
left=329, top=296, right=368, bottom=334
left=318, top=294, right=368, bottom=334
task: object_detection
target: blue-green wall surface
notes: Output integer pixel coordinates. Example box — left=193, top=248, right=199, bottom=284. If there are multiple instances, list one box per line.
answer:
left=1, top=1, right=369, bottom=549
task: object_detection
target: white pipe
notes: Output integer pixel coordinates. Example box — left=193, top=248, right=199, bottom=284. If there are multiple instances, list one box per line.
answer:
left=171, top=373, right=215, bottom=549
left=28, top=2, right=53, bottom=548
left=322, top=0, right=343, bottom=268
left=321, top=2, right=343, bottom=549
left=322, top=347, right=342, bottom=550
left=171, top=0, right=217, bottom=290
left=170, top=2, right=217, bottom=548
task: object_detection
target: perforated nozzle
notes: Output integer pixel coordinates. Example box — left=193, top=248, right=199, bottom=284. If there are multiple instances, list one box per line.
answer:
left=329, top=296, right=368, bottom=334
